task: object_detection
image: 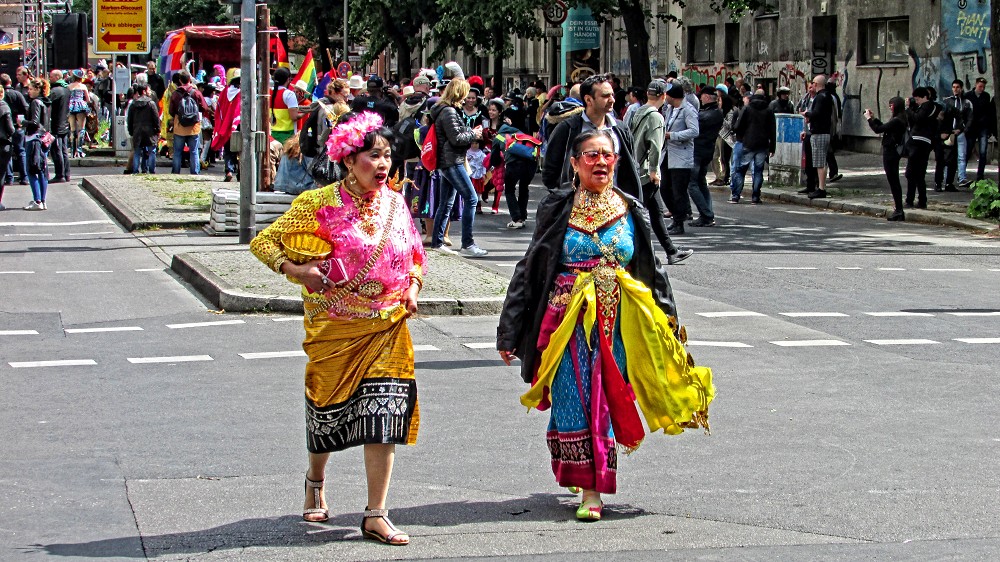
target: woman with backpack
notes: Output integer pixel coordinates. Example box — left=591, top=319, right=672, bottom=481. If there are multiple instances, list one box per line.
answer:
left=428, top=78, right=488, bottom=257
left=865, top=97, right=908, bottom=221
left=23, top=79, right=50, bottom=210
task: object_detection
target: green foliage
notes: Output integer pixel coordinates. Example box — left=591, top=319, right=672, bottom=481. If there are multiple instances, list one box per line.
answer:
left=967, top=179, right=1000, bottom=222
left=349, top=0, right=440, bottom=68
left=270, top=0, right=344, bottom=69
left=150, top=0, right=231, bottom=48
left=431, top=0, right=543, bottom=61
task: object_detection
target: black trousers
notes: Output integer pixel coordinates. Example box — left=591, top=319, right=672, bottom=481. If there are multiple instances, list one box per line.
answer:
left=659, top=163, right=692, bottom=223
left=882, top=149, right=903, bottom=211
left=52, top=133, right=71, bottom=180
left=803, top=135, right=818, bottom=190
left=905, top=141, right=931, bottom=206
left=642, top=181, right=677, bottom=255
left=503, top=158, right=535, bottom=223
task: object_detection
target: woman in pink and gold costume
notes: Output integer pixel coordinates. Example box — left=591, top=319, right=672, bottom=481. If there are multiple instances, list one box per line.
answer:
left=251, top=111, right=426, bottom=546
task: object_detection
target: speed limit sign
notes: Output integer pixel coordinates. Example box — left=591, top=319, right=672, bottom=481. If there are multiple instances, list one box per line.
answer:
left=544, top=0, right=568, bottom=26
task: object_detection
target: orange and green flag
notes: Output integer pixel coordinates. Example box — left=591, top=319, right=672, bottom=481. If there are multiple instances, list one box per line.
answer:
left=293, top=49, right=318, bottom=98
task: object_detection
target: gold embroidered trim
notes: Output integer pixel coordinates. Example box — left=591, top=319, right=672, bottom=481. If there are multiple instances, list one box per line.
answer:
left=568, top=188, right=628, bottom=234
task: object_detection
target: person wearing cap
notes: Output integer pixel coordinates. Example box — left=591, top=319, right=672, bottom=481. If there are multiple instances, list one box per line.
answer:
left=730, top=90, right=775, bottom=205
left=270, top=67, right=300, bottom=144
left=621, top=86, right=647, bottom=127
left=350, top=75, right=399, bottom=127
left=769, top=86, right=794, bottom=114
left=687, top=86, right=723, bottom=223
left=964, top=77, right=995, bottom=183
left=660, top=82, right=699, bottom=235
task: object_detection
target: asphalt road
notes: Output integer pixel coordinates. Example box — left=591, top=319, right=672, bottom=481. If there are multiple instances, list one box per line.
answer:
left=1, top=174, right=999, bottom=560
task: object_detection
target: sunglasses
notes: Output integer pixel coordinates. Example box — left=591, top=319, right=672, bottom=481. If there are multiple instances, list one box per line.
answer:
left=578, top=150, right=618, bottom=165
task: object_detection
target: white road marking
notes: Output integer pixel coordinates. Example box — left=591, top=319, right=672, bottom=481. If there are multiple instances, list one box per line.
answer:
left=919, top=268, right=972, bottom=272
left=56, top=270, right=114, bottom=274
left=9, top=359, right=97, bottom=368
left=697, top=311, right=767, bottom=318
left=413, top=344, right=440, bottom=352
left=686, top=341, right=753, bottom=348
left=770, top=340, right=851, bottom=347
left=240, top=350, right=306, bottom=359
left=836, top=267, right=863, bottom=270
left=864, top=312, right=935, bottom=317
left=65, top=326, right=143, bottom=334
left=780, top=312, right=850, bottom=317
left=271, top=316, right=302, bottom=322
left=6, top=233, right=53, bottom=236
left=878, top=268, right=906, bottom=271
left=766, top=267, right=817, bottom=270
left=494, top=263, right=516, bottom=267
left=127, top=355, right=214, bottom=364
left=134, top=268, right=163, bottom=272
left=0, top=271, right=35, bottom=274
left=954, top=338, right=1000, bottom=344
left=0, top=220, right=114, bottom=227
left=463, top=342, right=496, bottom=349
left=946, top=312, right=1000, bottom=317
left=166, top=319, right=246, bottom=329
left=864, top=339, right=940, bottom=345
left=990, top=269, right=1000, bottom=272
left=67, top=231, right=118, bottom=236
left=0, top=330, right=39, bottom=335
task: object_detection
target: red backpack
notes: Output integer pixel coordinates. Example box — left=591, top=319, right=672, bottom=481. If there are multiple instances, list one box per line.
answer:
left=420, top=124, right=438, bottom=171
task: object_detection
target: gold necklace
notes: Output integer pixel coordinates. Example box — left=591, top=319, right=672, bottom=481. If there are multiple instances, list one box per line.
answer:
left=569, top=187, right=627, bottom=234
left=343, top=178, right=382, bottom=237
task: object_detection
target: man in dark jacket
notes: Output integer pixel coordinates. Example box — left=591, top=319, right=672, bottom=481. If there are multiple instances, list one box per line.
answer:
left=145, top=61, right=166, bottom=102
left=0, top=88, right=15, bottom=208
left=350, top=76, right=398, bottom=127
left=904, top=87, right=938, bottom=209
left=0, top=73, right=27, bottom=185
left=126, top=84, right=160, bottom=174
left=801, top=75, right=833, bottom=198
left=688, top=86, right=723, bottom=224
left=543, top=74, right=691, bottom=264
left=937, top=79, right=974, bottom=190
left=731, top=92, right=776, bottom=205
left=964, top=77, right=996, bottom=182
left=47, top=69, right=71, bottom=183
left=768, top=87, right=794, bottom=114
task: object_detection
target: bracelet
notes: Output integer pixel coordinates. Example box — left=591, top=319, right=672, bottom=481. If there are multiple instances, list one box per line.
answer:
left=408, top=274, right=423, bottom=290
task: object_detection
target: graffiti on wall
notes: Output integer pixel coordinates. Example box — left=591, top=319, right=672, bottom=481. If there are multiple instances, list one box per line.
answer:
left=939, top=0, right=991, bottom=91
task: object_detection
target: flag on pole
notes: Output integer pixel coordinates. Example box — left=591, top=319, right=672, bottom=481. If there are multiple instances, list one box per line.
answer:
left=270, top=37, right=289, bottom=69
left=293, top=49, right=318, bottom=97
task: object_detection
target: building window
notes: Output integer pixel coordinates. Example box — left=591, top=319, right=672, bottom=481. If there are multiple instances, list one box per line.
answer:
left=687, top=25, right=715, bottom=64
left=860, top=17, right=908, bottom=64
left=724, top=23, right=740, bottom=63
left=755, top=0, right=779, bottom=19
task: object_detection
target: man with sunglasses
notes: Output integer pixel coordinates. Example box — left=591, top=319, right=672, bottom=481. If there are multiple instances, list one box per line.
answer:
left=544, top=74, right=692, bottom=264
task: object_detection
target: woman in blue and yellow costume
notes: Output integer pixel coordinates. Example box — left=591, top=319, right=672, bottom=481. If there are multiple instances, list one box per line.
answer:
left=497, top=130, right=714, bottom=521
left=250, top=111, right=425, bottom=546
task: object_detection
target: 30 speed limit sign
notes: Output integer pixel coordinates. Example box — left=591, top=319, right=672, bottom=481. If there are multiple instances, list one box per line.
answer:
left=544, top=0, right=568, bottom=26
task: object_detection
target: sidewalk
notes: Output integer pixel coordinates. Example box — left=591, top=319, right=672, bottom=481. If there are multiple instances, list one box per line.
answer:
left=79, top=155, right=998, bottom=315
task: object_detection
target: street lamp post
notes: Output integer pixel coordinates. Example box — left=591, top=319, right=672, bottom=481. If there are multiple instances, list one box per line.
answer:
left=239, top=0, right=257, bottom=244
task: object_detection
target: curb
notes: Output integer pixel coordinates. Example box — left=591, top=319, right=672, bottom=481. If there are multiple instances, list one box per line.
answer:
left=81, top=177, right=210, bottom=231
left=170, top=252, right=505, bottom=316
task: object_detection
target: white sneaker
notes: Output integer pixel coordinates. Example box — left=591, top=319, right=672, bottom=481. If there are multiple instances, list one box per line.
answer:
left=432, top=245, right=457, bottom=255
left=23, top=201, right=42, bottom=211
left=40, top=202, right=47, bottom=210
left=459, top=244, right=488, bottom=258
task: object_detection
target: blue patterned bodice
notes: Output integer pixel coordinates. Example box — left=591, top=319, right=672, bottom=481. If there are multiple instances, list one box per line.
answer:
left=562, top=214, right=635, bottom=267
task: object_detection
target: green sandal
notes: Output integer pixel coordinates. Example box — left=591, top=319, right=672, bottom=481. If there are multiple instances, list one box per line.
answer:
left=576, top=498, right=603, bottom=521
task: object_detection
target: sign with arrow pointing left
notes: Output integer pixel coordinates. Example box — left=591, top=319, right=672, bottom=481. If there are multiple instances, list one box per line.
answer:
left=93, top=0, right=150, bottom=54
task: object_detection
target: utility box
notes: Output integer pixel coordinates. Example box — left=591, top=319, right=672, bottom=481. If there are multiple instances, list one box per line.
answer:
left=771, top=113, right=805, bottom=186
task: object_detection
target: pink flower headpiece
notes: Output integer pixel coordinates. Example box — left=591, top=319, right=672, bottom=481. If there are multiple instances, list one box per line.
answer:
left=326, top=111, right=385, bottom=163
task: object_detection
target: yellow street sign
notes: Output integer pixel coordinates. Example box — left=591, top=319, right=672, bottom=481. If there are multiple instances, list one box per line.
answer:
left=92, top=0, right=150, bottom=54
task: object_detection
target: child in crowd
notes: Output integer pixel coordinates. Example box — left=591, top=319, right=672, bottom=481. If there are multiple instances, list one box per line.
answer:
left=23, top=120, right=48, bottom=210
left=467, top=138, right=488, bottom=214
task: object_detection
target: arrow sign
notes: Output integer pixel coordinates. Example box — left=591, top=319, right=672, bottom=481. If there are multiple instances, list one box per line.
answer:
left=93, top=0, right=150, bottom=54
left=101, top=31, right=142, bottom=44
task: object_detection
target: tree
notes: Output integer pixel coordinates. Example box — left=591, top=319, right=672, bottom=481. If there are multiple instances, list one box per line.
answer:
left=270, top=0, right=344, bottom=71
left=431, top=0, right=543, bottom=93
left=349, top=0, right=440, bottom=80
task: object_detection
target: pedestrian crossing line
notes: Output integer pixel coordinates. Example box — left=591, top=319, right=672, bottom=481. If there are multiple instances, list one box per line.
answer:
left=127, top=355, right=214, bottom=364
left=239, top=350, right=306, bottom=360
left=166, top=320, right=247, bottom=329
left=864, top=339, right=940, bottom=345
left=9, top=359, right=97, bottom=368
left=780, top=312, right=850, bottom=317
left=0, top=220, right=114, bottom=227
left=836, top=267, right=863, bottom=270
left=134, top=268, right=163, bottom=272
left=67, top=231, right=119, bottom=236
left=878, top=268, right=906, bottom=271
left=0, top=271, right=35, bottom=274
left=271, top=316, right=302, bottom=322
left=770, top=340, right=851, bottom=347
left=65, top=326, right=144, bottom=334
left=990, top=269, right=1000, bottom=272
left=55, top=270, right=114, bottom=274
left=920, top=268, right=972, bottom=272
left=864, top=312, right=935, bottom=317
left=413, top=344, right=440, bottom=352
left=463, top=342, right=496, bottom=349
left=697, top=311, right=768, bottom=318
left=954, top=338, right=1000, bottom=344
left=0, top=330, right=39, bottom=335
left=686, top=341, right=753, bottom=348
left=946, top=312, right=1000, bottom=317
left=4, top=233, right=53, bottom=237
left=766, top=267, right=818, bottom=270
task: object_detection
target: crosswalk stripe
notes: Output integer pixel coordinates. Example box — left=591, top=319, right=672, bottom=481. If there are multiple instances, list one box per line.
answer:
left=766, top=267, right=817, bottom=270
left=167, top=320, right=246, bottom=329
left=134, top=268, right=163, bottom=272
left=463, top=343, right=496, bottom=349
left=0, top=330, right=39, bottom=335
left=770, top=340, right=850, bottom=347
left=272, top=317, right=302, bottom=322
left=0, top=220, right=113, bottom=226
left=836, top=267, right=862, bottom=270
left=780, top=312, right=849, bottom=317
left=0, top=271, right=34, bottom=274
left=65, top=326, right=143, bottom=334
left=878, top=268, right=906, bottom=271
left=864, top=339, right=940, bottom=345
left=864, top=312, right=935, bottom=317
left=127, top=355, right=213, bottom=364
left=9, top=359, right=97, bottom=368
left=954, top=338, right=1000, bottom=344
left=946, top=312, right=1000, bottom=317
left=239, top=350, right=306, bottom=359
left=919, top=269, right=972, bottom=272
left=686, top=341, right=753, bottom=348
left=413, top=344, right=440, bottom=352
left=697, top=311, right=767, bottom=318
left=56, top=270, right=114, bottom=274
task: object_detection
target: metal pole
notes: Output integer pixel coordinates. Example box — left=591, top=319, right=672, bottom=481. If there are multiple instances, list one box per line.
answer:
left=238, top=0, right=257, bottom=244
left=258, top=3, right=271, bottom=191
left=343, top=0, right=347, bottom=64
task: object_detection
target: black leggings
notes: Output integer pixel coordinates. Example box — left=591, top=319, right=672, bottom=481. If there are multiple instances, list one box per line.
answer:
left=882, top=150, right=903, bottom=211
left=503, top=158, right=535, bottom=223
left=905, top=141, right=931, bottom=206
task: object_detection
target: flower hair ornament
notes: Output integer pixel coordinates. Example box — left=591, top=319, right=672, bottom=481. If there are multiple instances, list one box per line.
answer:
left=325, top=111, right=385, bottom=163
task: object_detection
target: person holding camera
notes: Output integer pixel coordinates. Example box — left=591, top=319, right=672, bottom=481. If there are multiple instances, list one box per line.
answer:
left=350, top=76, right=399, bottom=128
left=865, top=98, right=908, bottom=221
left=903, top=88, right=938, bottom=209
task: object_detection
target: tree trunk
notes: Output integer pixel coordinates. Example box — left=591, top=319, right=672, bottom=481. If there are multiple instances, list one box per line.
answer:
left=492, top=28, right=505, bottom=95
left=313, top=6, right=331, bottom=72
left=395, top=44, right=412, bottom=80
left=619, top=0, right=651, bottom=88
left=992, top=0, right=1000, bottom=182
left=379, top=4, right=412, bottom=79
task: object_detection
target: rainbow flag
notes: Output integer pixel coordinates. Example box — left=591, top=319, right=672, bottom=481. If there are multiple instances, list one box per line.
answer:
left=158, top=31, right=186, bottom=78
left=293, top=49, right=318, bottom=99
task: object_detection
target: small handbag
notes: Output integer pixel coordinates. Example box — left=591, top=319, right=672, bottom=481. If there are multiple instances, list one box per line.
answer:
left=39, top=131, right=55, bottom=148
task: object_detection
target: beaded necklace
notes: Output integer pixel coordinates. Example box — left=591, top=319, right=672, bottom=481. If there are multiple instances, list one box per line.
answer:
left=344, top=176, right=382, bottom=237
left=569, top=186, right=628, bottom=234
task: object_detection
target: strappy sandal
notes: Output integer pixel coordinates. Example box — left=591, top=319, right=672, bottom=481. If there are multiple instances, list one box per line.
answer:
left=303, top=476, right=329, bottom=522
left=361, top=508, right=410, bottom=546
left=576, top=498, right=603, bottom=521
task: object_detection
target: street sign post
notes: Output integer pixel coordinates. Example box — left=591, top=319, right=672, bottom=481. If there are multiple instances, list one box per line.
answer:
left=92, top=0, right=150, bottom=54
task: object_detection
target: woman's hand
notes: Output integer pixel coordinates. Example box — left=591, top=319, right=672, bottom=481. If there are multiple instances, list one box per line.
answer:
left=401, top=283, right=419, bottom=317
left=280, top=260, right=328, bottom=294
left=499, top=350, right=518, bottom=366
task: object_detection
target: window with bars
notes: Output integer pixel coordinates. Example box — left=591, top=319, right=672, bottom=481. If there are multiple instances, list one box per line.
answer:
left=860, top=17, right=909, bottom=64
left=687, top=25, right=715, bottom=64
